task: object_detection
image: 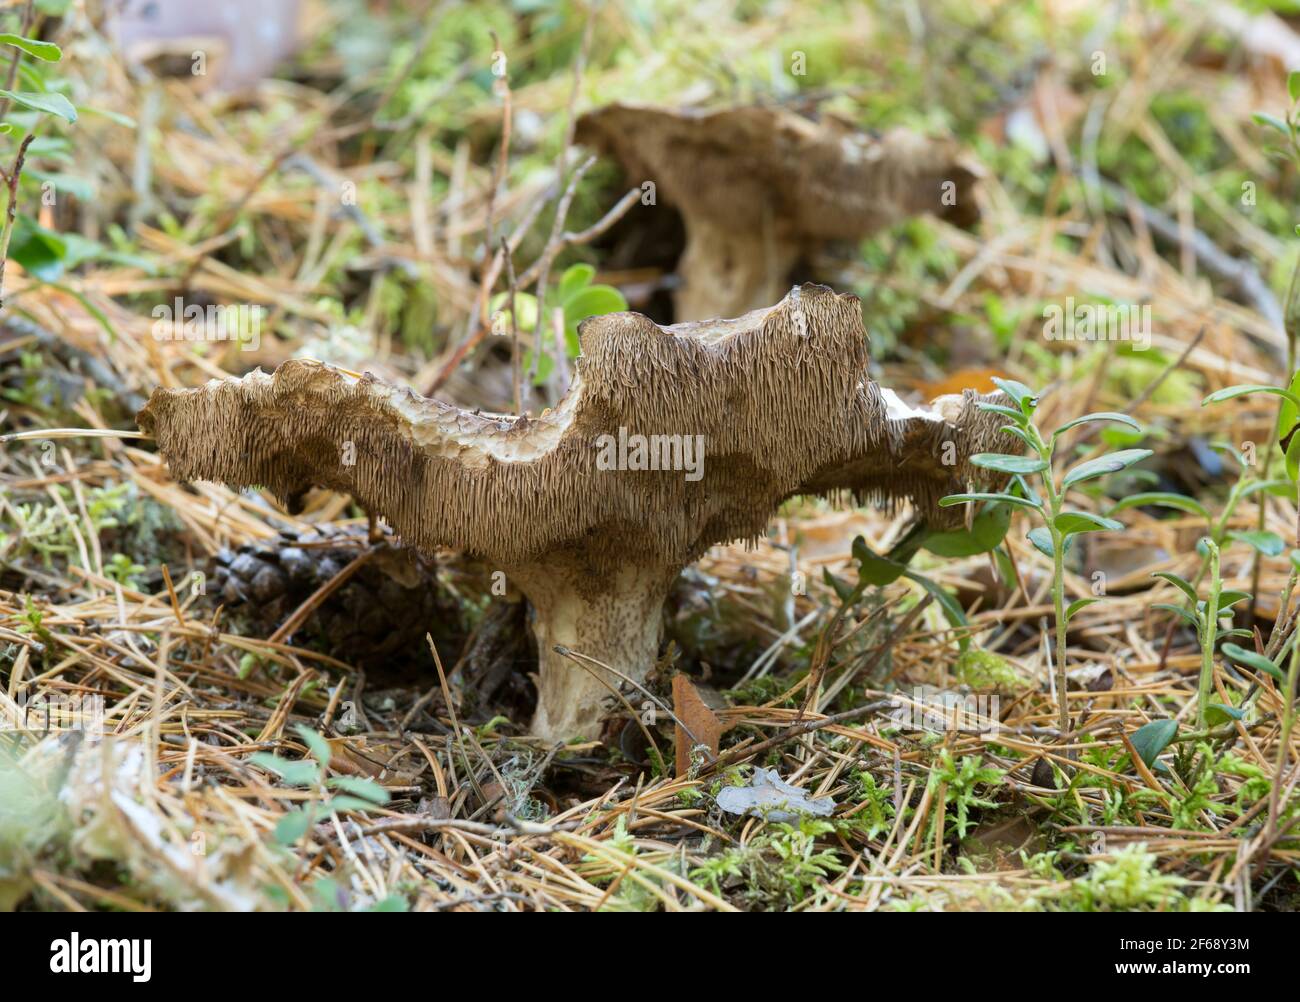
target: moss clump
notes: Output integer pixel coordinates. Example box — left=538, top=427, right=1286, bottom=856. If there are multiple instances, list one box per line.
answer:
left=954, top=648, right=1023, bottom=690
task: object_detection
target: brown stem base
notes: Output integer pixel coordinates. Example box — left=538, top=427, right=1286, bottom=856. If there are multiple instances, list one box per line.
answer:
left=509, top=561, right=677, bottom=742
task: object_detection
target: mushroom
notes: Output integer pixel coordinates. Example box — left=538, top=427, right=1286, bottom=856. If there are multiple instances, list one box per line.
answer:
left=138, top=284, right=1012, bottom=741
left=575, top=103, right=981, bottom=320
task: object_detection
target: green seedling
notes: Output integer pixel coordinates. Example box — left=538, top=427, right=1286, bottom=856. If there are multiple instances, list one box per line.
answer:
left=941, top=378, right=1150, bottom=746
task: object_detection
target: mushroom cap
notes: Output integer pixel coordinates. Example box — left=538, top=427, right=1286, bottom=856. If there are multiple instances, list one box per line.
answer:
left=575, top=103, right=981, bottom=241
left=138, top=285, right=1011, bottom=578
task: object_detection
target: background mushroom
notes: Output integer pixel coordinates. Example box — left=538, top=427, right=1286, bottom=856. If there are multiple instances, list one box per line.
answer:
left=575, top=103, right=981, bottom=320
left=138, top=284, right=1012, bottom=741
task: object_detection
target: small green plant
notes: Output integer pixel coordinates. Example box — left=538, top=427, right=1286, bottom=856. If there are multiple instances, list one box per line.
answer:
left=953, top=647, right=1024, bottom=689
left=1149, top=538, right=1256, bottom=729
left=252, top=725, right=391, bottom=846
left=832, top=505, right=1016, bottom=654
left=689, top=818, right=846, bottom=909
left=104, top=553, right=145, bottom=590
left=1106, top=462, right=1292, bottom=571
left=491, top=262, right=628, bottom=385
left=941, top=379, right=1151, bottom=746
left=1064, top=843, right=1191, bottom=912
left=852, top=770, right=897, bottom=840
left=929, top=749, right=1002, bottom=843
left=0, top=23, right=77, bottom=307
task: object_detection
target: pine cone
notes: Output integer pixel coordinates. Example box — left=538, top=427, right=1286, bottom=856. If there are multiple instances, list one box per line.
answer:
left=209, top=528, right=464, bottom=679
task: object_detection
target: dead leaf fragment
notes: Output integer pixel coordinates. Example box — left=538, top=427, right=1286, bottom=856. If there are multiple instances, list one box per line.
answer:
left=672, top=675, right=726, bottom=777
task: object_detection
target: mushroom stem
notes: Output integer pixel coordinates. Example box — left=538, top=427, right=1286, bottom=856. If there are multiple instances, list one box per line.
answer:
left=511, top=560, right=676, bottom=741
left=676, top=219, right=799, bottom=322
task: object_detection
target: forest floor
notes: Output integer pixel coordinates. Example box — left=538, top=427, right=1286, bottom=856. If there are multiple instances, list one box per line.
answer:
left=3, top=1, right=1300, bottom=911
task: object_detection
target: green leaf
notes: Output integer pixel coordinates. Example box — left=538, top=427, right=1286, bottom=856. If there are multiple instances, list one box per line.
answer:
left=250, top=752, right=319, bottom=787
left=1054, top=510, right=1123, bottom=536
left=0, top=33, right=60, bottom=62
left=564, top=284, right=627, bottom=332
left=1153, top=603, right=1200, bottom=632
left=1253, top=111, right=1290, bottom=136
left=7, top=215, right=66, bottom=280
left=0, top=89, right=75, bottom=122
left=853, top=535, right=907, bottom=586
left=326, top=776, right=391, bottom=805
left=293, top=724, right=332, bottom=768
left=1152, top=571, right=1197, bottom=604
left=557, top=262, right=595, bottom=302
left=1241, top=478, right=1297, bottom=502
left=940, top=492, right=1042, bottom=512
left=1106, top=491, right=1208, bottom=520
left=1215, top=590, right=1252, bottom=613
left=1222, top=643, right=1286, bottom=683
left=922, top=503, right=1012, bottom=558
left=1291, top=72, right=1300, bottom=103
left=823, top=568, right=857, bottom=604
left=274, top=807, right=315, bottom=845
left=1130, top=719, right=1178, bottom=768
left=976, top=402, right=1025, bottom=422
left=1284, top=430, right=1300, bottom=485
left=993, top=544, right=1017, bottom=588
left=488, top=290, right=539, bottom=332
left=1227, top=529, right=1285, bottom=557
left=1061, top=449, right=1153, bottom=489
left=991, top=377, right=1038, bottom=413
left=903, top=570, right=969, bottom=651
left=1052, top=412, right=1141, bottom=437
left=1027, top=526, right=1055, bottom=558
left=1201, top=384, right=1300, bottom=410
left=999, top=424, right=1038, bottom=451
left=1275, top=370, right=1300, bottom=482
left=1205, top=703, right=1246, bottom=726
left=970, top=453, right=1048, bottom=475
left=1065, top=597, right=1101, bottom=623
left=1010, top=475, right=1043, bottom=508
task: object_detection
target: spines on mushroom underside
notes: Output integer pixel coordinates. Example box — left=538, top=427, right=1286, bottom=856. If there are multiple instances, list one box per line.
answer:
left=138, top=287, right=1015, bottom=572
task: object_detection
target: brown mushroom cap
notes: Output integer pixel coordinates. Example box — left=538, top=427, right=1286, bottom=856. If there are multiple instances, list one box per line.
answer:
left=576, top=103, right=981, bottom=318
left=139, top=284, right=1013, bottom=739
left=139, top=284, right=1006, bottom=573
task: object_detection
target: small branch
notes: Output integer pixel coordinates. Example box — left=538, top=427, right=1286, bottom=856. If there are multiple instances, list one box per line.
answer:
left=0, top=132, right=36, bottom=312
left=501, top=236, right=522, bottom=414
left=523, top=154, right=596, bottom=403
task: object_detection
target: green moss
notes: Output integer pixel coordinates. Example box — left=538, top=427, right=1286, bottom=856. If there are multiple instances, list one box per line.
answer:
left=953, top=648, right=1024, bottom=689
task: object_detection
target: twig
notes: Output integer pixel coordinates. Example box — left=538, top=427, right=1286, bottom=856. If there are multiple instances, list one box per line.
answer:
left=523, top=154, right=596, bottom=404
left=501, top=236, right=522, bottom=414
left=0, top=132, right=35, bottom=311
